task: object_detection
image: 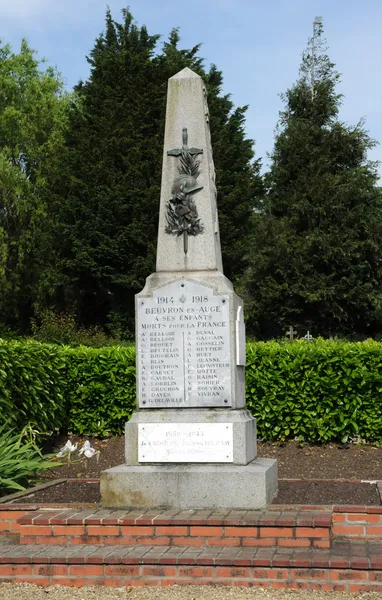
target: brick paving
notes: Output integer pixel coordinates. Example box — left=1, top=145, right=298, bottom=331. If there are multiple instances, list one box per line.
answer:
left=1, top=537, right=382, bottom=569
left=17, top=507, right=332, bottom=526
left=1, top=506, right=382, bottom=589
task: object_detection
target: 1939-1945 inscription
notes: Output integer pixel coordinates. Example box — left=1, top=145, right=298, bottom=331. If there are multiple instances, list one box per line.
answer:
left=137, top=280, right=231, bottom=408
left=138, top=423, right=233, bottom=463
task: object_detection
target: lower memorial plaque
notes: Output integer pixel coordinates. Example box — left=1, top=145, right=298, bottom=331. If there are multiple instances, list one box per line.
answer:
left=138, top=423, right=233, bottom=463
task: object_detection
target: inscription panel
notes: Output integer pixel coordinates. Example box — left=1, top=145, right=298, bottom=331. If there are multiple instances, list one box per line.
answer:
left=137, top=280, right=231, bottom=408
left=138, top=423, right=233, bottom=463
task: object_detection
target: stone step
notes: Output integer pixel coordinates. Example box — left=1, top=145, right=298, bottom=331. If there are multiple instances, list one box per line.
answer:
left=17, top=508, right=332, bottom=549
left=0, top=538, right=381, bottom=590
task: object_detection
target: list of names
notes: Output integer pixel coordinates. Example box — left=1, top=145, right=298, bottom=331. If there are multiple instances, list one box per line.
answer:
left=137, top=280, right=231, bottom=408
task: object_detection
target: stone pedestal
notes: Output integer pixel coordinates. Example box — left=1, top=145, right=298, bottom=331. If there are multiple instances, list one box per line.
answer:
left=124, top=408, right=257, bottom=466
left=100, top=67, right=277, bottom=510
left=100, top=272, right=277, bottom=509
left=101, top=459, right=277, bottom=510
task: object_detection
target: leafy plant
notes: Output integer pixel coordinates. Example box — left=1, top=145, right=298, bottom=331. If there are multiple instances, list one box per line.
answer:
left=31, top=309, right=118, bottom=347
left=0, top=39, right=69, bottom=332
left=2, top=338, right=382, bottom=444
left=0, top=339, right=67, bottom=437
left=246, top=339, right=382, bottom=443
left=0, top=340, right=136, bottom=438
left=0, top=424, right=58, bottom=495
left=65, top=345, right=136, bottom=436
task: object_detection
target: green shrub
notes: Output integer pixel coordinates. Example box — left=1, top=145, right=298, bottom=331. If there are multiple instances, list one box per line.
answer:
left=0, top=340, right=136, bottom=438
left=246, top=339, right=382, bottom=443
left=0, top=424, right=58, bottom=495
left=64, top=345, right=136, bottom=437
left=2, top=338, right=382, bottom=443
left=0, top=340, right=67, bottom=436
left=31, top=310, right=119, bottom=347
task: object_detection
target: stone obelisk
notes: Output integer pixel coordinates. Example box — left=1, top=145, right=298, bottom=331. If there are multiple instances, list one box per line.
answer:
left=100, top=68, right=277, bottom=509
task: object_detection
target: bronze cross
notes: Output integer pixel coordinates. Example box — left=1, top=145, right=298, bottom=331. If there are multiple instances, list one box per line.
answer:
left=166, top=128, right=203, bottom=256
left=167, top=128, right=203, bottom=157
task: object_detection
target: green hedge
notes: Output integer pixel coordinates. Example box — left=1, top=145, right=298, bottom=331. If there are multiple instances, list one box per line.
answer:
left=1, top=339, right=382, bottom=443
left=0, top=341, right=67, bottom=437
left=0, top=341, right=135, bottom=438
left=64, top=346, right=135, bottom=437
left=246, top=339, right=382, bottom=443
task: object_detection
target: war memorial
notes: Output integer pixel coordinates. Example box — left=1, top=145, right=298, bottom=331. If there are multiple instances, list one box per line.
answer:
left=100, top=67, right=277, bottom=509
left=0, top=68, right=380, bottom=594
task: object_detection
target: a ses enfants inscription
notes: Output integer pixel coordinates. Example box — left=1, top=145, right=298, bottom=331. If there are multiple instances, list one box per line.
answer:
left=137, top=280, right=231, bottom=408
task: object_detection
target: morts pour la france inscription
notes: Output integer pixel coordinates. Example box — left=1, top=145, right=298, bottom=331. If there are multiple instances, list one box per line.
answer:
left=137, top=280, right=231, bottom=408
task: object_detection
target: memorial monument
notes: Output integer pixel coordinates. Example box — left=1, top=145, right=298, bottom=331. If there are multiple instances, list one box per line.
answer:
left=100, top=67, right=277, bottom=509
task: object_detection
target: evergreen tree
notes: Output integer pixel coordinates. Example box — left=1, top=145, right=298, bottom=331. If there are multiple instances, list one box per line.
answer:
left=245, top=18, right=382, bottom=339
left=44, top=9, right=262, bottom=336
left=156, top=34, right=264, bottom=282
left=206, top=67, right=264, bottom=281
left=42, top=9, right=162, bottom=335
left=0, top=40, right=69, bottom=331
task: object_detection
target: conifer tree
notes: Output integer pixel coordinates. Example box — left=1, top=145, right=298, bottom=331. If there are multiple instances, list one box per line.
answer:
left=45, top=9, right=262, bottom=336
left=245, top=18, right=382, bottom=338
left=43, top=9, right=162, bottom=334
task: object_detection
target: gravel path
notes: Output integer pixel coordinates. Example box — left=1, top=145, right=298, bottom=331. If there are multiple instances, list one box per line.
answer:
left=1, top=584, right=381, bottom=599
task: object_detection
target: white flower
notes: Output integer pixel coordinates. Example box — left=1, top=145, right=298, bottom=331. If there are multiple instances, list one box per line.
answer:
left=79, top=440, right=96, bottom=459
left=56, top=440, right=77, bottom=458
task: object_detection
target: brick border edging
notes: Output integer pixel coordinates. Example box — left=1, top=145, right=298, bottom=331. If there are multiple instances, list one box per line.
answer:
left=0, top=502, right=382, bottom=591
left=3, top=504, right=382, bottom=541
left=1, top=546, right=382, bottom=591
left=16, top=507, right=332, bottom=549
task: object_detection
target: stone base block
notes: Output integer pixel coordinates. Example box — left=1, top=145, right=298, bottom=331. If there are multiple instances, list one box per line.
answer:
left=125, top=408, right=257, bottom=466
left=100, top=458, right=277, bottom=510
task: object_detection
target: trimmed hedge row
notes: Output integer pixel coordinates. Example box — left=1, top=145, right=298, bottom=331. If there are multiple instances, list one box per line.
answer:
left=246, top=340, right=382, bottom=443
left=1, top=339, right=382, bottom=442
left=0, top=341, right=135, bottom=438
left=0, top=341, right=67, bottom=437
left=64, top=345, right=135, bottom=437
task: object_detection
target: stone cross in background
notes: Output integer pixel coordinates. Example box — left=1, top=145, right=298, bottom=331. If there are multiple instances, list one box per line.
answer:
left=286, top=325, right=298, bottom=340
left=101, top=67, right=277, bottom=510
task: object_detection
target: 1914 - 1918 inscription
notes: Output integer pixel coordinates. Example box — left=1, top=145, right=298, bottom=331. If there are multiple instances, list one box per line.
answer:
left=137, top=280, right=231, bottom=408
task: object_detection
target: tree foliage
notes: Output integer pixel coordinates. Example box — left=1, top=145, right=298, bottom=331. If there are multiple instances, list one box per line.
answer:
left=41, top=9, right=262, bottom=336
left=245, top=18, right=382, bottom=339
left=0, top=40, right=69, bottom=330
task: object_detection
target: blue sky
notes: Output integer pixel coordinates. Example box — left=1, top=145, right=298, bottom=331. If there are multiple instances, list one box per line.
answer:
left=1, top=0, right=381, bottom=174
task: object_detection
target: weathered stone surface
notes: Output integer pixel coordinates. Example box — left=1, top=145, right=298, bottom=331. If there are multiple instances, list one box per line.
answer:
left=101, top=458, right=277, bottom=510
left=125, top=408, right=257, bottom=466
left=156, top=67, right=222, bottom=273
left=100, top=66, right=277, bottom=510
left=136, top=274, right=245, bottom=410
